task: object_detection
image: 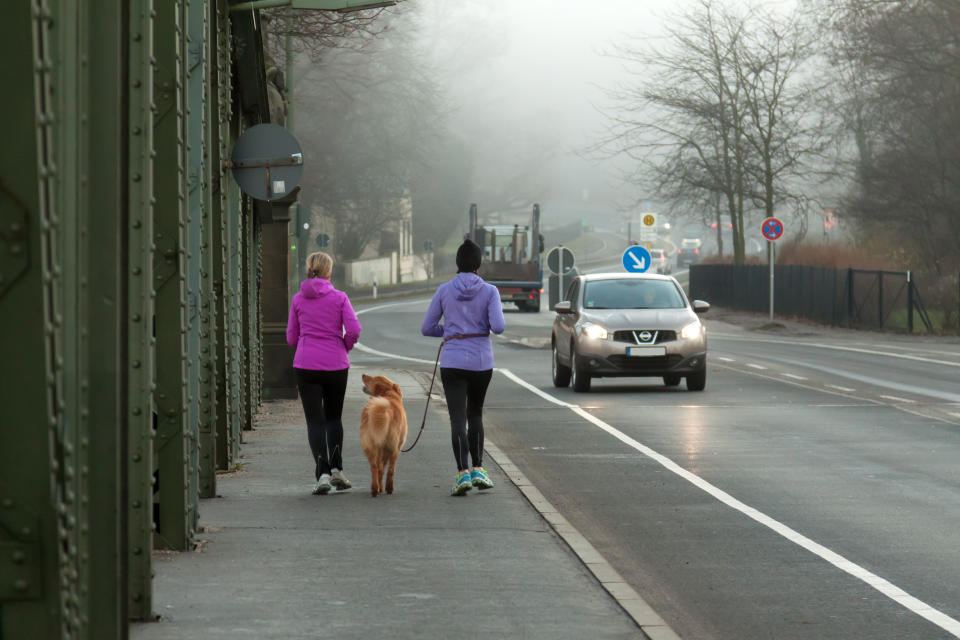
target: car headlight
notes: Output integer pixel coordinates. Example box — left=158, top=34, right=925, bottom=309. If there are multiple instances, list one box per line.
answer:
left=680, top=321, right=702, bottom=340
left=580, top=322, right=608, bottom=340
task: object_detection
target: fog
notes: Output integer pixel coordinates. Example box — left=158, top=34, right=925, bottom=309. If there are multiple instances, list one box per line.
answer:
left=416, top=0, right=681, bottom=226
left=290, top=0, right=956, bottom=273
left=412, top=0, right=796, bottom=229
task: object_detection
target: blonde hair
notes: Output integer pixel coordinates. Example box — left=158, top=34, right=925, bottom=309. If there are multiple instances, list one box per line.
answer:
left=306, top=251, right=333, bottom=279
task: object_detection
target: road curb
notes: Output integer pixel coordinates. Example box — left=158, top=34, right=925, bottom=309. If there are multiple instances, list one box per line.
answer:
left=484, top=440, right=683, bottom=640
left=495, top=333, right=550, bottom=349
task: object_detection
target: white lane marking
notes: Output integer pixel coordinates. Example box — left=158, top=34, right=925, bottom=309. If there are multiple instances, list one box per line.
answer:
left=504, top=375, right=960, bottom=637
left=827, top=384, right=856, bottom=393
left=718, top=363, right=960, bottom=428
left=716, top=356, right=736, bottom=362
left=353, top=342, right=434, bottom=365
left=950, top=413, right=960, bottom=420
left=357, top=306, right=960, bottom=635
left=782, top=373, right=807, bottom=381
left=760, top=354, right=960, bottom=404
left=499, top=369, right=575, bottom=408
left=355, top=299, right=429, bottom=316
left=746, top=363, right=768, bottom=370
left=355, top=300, right=436, bottom=364
left=710, top=334, right=960, bottom=368
left=879, top=395, right=916, bottom=404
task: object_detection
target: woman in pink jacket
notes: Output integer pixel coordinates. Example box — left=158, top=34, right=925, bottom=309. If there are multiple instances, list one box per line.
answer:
left=287, top=252, right=362, bottom=495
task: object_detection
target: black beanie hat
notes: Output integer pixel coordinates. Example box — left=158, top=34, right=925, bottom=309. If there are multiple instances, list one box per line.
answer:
left=456, top=238, right=483, bottom=273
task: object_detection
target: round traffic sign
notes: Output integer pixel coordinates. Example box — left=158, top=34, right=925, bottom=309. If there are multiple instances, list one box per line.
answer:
left=315, top=233, right=330, bottom=249
left=230, top=123, right=304, bottom=201
left=622, top=245, right=652, bottom=273
left=643, top=214, right=656, bottom=227
left=761, top=217, right=784, bottom=241
left=546, top=246, right=575, bottom=275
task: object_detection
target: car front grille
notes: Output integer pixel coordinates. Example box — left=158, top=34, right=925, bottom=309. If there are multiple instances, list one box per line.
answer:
left=608, top=354, right=684, bottom=371
left=612, top=330, right=677, bottom=344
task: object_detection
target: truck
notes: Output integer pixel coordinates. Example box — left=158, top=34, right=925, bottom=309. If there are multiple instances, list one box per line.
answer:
left=468, top=202, right=545, bottom=312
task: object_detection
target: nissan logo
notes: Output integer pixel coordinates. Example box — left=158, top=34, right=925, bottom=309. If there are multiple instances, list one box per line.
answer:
left=638, top=330, right=652, bottom=342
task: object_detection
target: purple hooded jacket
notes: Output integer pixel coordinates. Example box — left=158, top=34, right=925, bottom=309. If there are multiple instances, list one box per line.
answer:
left=287, top=278, right=362, bottom=371
left=421, top=273, right=506, bottom=371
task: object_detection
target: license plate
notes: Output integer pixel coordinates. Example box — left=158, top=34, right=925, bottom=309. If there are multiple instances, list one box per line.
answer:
left=626, top=346, right=666, bottom=357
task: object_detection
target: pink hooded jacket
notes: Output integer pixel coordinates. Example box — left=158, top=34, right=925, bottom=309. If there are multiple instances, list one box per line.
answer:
left=286, top=278, right=362, bottom=371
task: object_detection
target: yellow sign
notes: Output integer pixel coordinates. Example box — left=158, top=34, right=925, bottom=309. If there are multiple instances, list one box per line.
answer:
left=643, top=214, right=656, bottom=227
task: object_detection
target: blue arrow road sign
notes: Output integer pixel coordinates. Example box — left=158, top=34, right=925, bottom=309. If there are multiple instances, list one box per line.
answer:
left=622, top=245, right=652, bottom=273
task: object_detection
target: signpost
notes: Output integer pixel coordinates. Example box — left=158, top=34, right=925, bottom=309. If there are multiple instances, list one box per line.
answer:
left=546, top=246, right=575, bottom=308
left=639, top=212, right=657, bottom=245
left=622, top=245, right=652, bottom=273
left=760, top=217, right=784, bottom=320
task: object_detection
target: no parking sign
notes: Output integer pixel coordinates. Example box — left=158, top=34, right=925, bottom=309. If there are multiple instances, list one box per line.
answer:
left=760, top=217, right=784, bottom=321
left=761, top=217, right=784, bottom=241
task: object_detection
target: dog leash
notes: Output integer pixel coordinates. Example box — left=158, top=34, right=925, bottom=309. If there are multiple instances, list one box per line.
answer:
left=401, top=332, right=490, bottom=453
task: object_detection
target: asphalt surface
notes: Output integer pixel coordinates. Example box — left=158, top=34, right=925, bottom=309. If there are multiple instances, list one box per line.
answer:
left=135, top=231, right=960, bottom=639
left=346, top=284, right=960, bottom=639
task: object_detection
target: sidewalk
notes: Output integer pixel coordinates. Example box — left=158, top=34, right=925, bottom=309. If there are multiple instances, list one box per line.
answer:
left=131, top=366, right=658, bottom=640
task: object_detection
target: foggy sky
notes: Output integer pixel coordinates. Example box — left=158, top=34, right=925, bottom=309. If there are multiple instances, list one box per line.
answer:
left=413, top=0, right=797, bottom=224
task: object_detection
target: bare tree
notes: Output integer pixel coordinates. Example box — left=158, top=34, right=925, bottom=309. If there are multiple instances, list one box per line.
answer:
left=287, top=5, right=456, bottom=261
left=816, top=0, right=960, bottom=272
left=596, top=0, right=829, bottom=264
left=735, top=8, right=832, bottom=250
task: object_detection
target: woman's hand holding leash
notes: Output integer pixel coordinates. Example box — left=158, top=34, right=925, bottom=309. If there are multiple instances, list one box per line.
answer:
left=401, top=333, right=490, bottom=453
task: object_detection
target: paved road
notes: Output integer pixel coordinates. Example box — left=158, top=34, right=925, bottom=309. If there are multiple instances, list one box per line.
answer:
left=351, top=282, right=960, bottom=639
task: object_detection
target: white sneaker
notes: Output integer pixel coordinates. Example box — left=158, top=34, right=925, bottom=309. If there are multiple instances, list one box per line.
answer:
left=330, top=469, right=352, bottom=491
left=313, top=474, right=332, bottom=495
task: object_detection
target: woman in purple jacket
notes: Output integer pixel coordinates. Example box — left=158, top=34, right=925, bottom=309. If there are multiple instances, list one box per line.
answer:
left=421, top=239, right=506, bottom=496
left=287, top=252, right=362, bottom=495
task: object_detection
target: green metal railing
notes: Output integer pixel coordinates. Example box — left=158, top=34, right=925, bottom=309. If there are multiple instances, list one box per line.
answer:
left=1, top=0, right=271, bottom=636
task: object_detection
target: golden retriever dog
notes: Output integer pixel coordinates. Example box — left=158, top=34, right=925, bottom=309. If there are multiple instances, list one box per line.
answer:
left=360, top=374, right=408, bottom=497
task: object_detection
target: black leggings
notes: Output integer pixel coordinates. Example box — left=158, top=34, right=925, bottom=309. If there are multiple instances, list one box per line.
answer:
left=295, top=367, right=349, bottom=479
left=440, top=368, right=493, bottom=471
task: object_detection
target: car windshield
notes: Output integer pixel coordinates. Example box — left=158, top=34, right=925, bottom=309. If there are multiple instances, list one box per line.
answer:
left=582, top=279, right=685, bottom=310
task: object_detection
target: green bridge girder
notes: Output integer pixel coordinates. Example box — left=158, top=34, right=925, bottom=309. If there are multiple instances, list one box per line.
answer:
left=0, top=0, right=328, bottom=636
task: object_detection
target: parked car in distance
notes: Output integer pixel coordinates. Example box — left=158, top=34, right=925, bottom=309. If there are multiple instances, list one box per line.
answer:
left=551, top=273, right=709, bottom=392
left=676, top=237, right=702, bottom=268
left=649, top=248, right=674, bottom=274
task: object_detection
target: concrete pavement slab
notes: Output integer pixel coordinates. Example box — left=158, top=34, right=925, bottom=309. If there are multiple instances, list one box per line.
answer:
left=132, top=366, right=645, bottom=640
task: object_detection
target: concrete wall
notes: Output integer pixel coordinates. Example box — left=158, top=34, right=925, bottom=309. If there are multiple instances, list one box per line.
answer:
left=344, top=251, right=434, bottom=288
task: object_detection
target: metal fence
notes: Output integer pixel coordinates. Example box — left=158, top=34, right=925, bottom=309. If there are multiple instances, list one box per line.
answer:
left=689, top=264, right=959, bottom=333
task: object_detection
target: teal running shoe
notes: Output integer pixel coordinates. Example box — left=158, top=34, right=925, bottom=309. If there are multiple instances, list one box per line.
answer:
left=451, top=472, right=473, bottom=496
left=470, top=467, right=494, bottom=490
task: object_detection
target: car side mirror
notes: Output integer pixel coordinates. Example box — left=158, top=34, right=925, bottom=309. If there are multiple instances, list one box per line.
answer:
left=554, top=301, right=573, bottom=314
left=693, top=300, right=710, bottom=314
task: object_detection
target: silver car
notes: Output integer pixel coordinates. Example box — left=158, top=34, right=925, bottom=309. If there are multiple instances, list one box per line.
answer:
left=551, top=273, right=709, bottom=392
left=649, top=248, right=674, bottom=274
